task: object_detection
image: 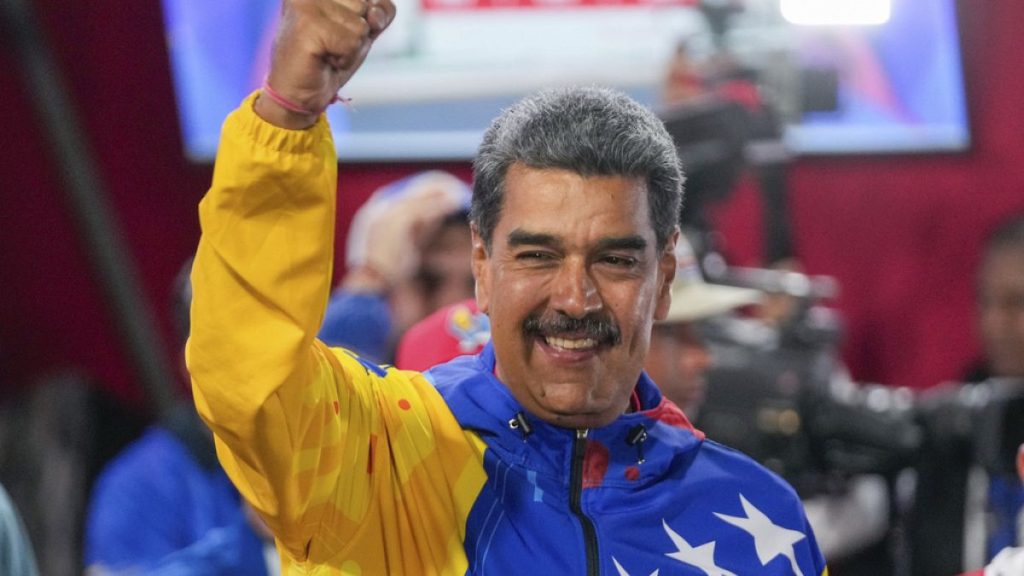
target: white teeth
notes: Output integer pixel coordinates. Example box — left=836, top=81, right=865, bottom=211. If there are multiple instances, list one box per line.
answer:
left=544, top=336, right=599, bottom=351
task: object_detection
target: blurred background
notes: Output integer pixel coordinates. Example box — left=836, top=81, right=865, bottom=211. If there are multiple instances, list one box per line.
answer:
left=1, top=0, right=1023, bottom=574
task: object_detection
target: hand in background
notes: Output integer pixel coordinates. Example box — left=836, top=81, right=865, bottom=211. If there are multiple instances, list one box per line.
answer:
left=343, top=172, right=469, bottom=293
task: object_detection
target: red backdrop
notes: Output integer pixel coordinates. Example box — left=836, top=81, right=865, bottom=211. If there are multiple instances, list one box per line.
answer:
left=1, top=0, right=1022, bottom=412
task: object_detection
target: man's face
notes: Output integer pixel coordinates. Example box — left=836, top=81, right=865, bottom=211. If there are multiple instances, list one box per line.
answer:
left=978, top=245, right=1024, bottom=378
left=391, top=219, right=474, bottom=335
left=473, top=163, right=677, bottom=429
left=419, top=220, right=476, bottom=311
left=644, top=323, right=713, bottom=418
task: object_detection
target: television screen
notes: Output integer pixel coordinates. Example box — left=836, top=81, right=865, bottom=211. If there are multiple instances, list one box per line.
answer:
left=162, top=0, right=969, bottom=161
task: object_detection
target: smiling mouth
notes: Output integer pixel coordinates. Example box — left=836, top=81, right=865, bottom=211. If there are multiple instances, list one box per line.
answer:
left=523, top=312, right=621, bottom=362
left=544, top=336, right=600, bottom=351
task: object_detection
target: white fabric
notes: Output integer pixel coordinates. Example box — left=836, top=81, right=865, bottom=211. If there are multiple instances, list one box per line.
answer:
left=662, top=235, right=761, bottom=324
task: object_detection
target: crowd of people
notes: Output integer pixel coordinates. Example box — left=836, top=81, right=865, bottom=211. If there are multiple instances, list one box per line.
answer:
left=2, top=1, right=1022, bottom=574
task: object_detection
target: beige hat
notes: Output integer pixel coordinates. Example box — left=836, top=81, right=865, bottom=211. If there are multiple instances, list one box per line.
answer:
left=661, top=236, right=762, bottom=324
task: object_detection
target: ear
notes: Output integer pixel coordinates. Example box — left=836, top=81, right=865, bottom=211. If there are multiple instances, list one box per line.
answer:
left=653, top=227, right=679, bottom=321
left=471, top=224, right=492, bottom=314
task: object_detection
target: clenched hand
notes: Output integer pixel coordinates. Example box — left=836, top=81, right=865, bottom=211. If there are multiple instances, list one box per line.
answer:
left=256, top=0, right=396, bottom=128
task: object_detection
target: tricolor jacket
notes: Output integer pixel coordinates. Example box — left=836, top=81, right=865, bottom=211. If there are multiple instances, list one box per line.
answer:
left=188, top=92, right=828, bottom=575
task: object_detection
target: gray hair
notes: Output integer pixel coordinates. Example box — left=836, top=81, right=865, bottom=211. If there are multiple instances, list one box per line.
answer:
left=470, top=86, right=684, bottom=251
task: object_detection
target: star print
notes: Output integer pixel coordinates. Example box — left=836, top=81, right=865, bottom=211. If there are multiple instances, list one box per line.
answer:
left=714, top=494, right=807, bottom=576
left=612, top=557, right=659, bottom=576
left=662, top=520, right=737, bottom=576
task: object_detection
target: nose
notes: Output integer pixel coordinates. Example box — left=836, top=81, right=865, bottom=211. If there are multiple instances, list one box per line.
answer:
left=551, top=258, right=602, bottom=319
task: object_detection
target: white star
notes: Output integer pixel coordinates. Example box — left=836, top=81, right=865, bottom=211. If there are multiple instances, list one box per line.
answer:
left=714, top=494, right=807, bottom=576
left=662, top=520, right=737, bottom=576
left=612, top=557, right=659, bottom=576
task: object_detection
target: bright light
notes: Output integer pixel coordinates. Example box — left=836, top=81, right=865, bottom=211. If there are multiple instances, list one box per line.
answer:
left=781, top=0, right=891, bottom=25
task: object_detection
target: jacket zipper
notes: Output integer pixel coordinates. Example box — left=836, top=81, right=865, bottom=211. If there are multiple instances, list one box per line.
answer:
left=570, top=428, right=600, bottom=576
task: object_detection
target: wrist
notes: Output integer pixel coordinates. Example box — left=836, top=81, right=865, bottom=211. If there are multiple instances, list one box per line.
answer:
left=253, top=91, right=319, bottom=130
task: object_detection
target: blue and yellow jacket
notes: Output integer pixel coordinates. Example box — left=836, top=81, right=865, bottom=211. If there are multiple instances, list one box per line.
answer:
left=188, top=92, right=828, bottom=575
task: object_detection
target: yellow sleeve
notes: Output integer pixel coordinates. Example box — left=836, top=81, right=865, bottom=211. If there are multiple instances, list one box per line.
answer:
left=187, top=94, right=488, bottom=573
left=186, top=91, right=355, bottom=559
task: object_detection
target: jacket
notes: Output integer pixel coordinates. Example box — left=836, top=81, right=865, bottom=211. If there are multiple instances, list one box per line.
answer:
left=187, top=92, right=828, bottom=575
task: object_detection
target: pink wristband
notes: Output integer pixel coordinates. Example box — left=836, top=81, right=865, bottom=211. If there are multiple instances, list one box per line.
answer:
left=261, top=80, right=349, bottom=117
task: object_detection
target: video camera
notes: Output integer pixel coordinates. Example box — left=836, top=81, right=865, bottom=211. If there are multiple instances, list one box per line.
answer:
left=693, top=265, right=1024, bottom=498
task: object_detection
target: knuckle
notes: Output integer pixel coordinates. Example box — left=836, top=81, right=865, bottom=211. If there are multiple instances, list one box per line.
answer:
left=355, top=18, right=371, bottom=36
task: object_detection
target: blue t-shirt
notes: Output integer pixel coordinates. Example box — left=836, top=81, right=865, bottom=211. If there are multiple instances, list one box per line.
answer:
left=84, top=426, right=269, bottom=575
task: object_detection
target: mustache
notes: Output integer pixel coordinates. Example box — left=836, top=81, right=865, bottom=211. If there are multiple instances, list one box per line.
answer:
left=522, top=312, right=622, bottom=346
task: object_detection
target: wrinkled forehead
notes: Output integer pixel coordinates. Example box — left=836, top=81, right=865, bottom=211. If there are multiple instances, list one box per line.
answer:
left=495, top=165, right=654, bottom=242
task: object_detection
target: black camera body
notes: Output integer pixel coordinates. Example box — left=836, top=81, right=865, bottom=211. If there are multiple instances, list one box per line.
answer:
left=694, top=296, right=1023, bottom=496
left=916, top=378, right=1024, bottom=478
left=695, top=311, right=922, bottom=495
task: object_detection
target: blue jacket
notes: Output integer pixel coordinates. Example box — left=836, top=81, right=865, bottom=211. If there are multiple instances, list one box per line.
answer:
left=426, top=344, right=827, bottom=575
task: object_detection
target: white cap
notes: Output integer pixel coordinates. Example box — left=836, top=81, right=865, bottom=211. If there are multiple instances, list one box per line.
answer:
left=661, top=235, right=762, bottom=324
left=345, top=170, right=472, bottom=269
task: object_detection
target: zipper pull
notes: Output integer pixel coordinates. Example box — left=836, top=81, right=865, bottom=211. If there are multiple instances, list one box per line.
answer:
left=508, top=412, right=533, bottom=439
left=626, top=425, right=647, bottom=465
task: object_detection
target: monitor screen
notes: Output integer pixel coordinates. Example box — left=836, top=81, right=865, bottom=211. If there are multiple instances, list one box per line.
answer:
left=162, top=0, right=969, bottom=161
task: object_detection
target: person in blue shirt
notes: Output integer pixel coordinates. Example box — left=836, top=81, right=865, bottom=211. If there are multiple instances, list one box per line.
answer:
left=83, top=262, right=274, bottom=575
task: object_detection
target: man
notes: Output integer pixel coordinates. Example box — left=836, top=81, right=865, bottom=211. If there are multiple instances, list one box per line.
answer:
left=912, top=215, right=1024, bottom=575
left=187, top=0, right=827, bottom=573
left=397, top=235, right=765, bottom=420
left=643, top=235, right=761, bottom=418
left=395, top=234, right=759, bottom=413
left=319, top=170, right=475, bottom=362
left=973, top=215, right=1024, bottom=383
left=969, top=215, right=1024, bottom=562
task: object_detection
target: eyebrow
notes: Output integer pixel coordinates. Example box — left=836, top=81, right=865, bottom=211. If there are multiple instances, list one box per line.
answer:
left=506, top=229, right=647, bottom=252
left=594, top=235, right=648, bottom=253
left=507, top=230, right=561, bottom=249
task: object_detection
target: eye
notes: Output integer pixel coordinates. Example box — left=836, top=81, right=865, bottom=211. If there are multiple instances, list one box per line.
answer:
left=599, top=254, right=639, bottom=268
left=516, top=250, right=555, bottom=261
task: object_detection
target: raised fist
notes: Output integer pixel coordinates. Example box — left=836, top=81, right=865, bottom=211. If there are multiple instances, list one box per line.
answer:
left=257, top=0, right=396, bottom=127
